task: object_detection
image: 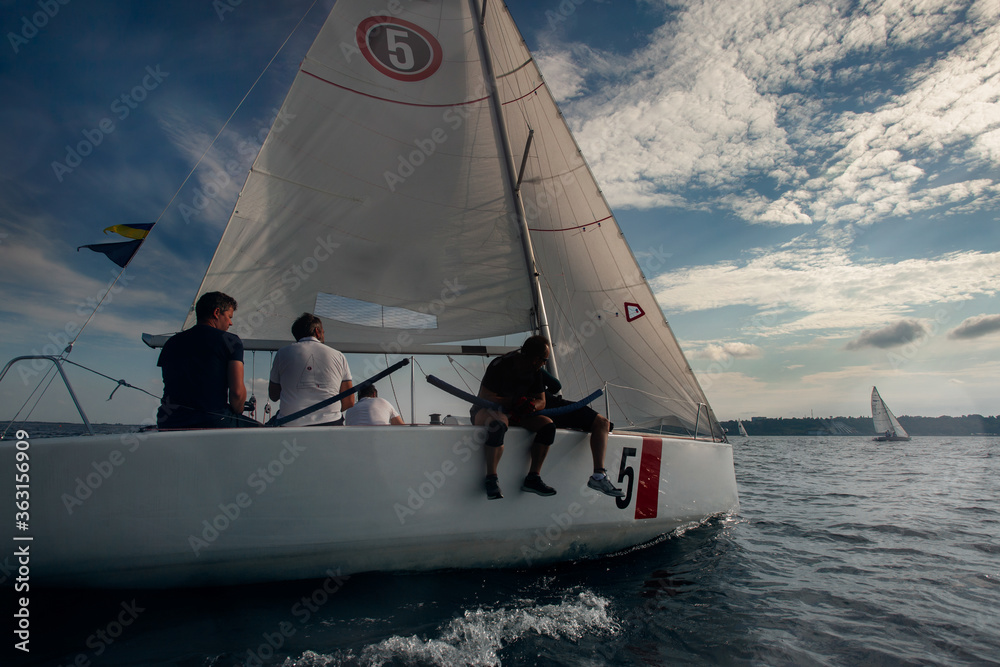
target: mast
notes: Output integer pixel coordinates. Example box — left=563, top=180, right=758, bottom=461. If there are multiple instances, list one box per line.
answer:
left=471, top=0, right=559, bottom=377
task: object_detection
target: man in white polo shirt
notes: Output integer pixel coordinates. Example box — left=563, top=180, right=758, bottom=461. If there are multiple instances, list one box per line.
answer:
left=269, top=313, right=353, bottom=426
left=344, top=384, right=404, bottom=425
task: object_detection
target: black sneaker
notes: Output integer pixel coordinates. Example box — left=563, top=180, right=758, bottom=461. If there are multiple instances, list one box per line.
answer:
left=485, top=475, right=503, bottom=500
left=588, top=475, right=625, bottom=497
left=521, top=474, right=556, bottom=496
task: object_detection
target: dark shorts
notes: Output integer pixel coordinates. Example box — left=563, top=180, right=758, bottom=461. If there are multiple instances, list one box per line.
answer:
left=470, top=395, right=600, bottom=431
left=309, top=417, right=344, bottom=426
left=545, top=395, right=599, bottom=432
left=157, top=406, right=261, bottom=430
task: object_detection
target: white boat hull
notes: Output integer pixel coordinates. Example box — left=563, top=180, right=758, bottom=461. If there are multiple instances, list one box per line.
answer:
left=7, top=426, right=738, bottom=588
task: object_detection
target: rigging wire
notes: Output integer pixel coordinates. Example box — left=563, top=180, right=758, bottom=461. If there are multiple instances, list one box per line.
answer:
left=8, top=366, right=61, bottom=430
left=445, top=356, right=478, bottom=394
left=2, top=356, right=161, bottom=438
left=59, top=358, right=161, bottom=401
left=411, top=357, right=431, bottom=380
left=9, top=364, right=57, bottom=419
left=604, top=382, right=694, bottom=406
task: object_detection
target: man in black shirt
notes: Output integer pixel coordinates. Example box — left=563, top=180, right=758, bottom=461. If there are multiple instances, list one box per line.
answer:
left=472, top=335, right=624, bottom=500
left=157, top=291, right=254, bottom=429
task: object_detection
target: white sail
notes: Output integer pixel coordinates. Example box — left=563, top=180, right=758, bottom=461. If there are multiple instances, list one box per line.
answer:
left=738, top=420, right=748, bottom=438
left=183, top=0, right=724, bottom=438
left=871, top=386, right=909, bottom=439
left=480, top=2, right=722, bottom=435
left=186, top=1, right=534, bottom=346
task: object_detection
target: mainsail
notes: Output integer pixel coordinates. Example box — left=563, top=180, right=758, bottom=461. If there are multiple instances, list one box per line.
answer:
left=481, top=1, right=721, bottom=434
left=185, top=0, right=723, bottom=438
left=871, top=386, right=909, bottom=439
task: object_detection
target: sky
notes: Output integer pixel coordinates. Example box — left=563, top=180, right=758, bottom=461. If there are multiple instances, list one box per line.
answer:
left=1, top=0, right=998, bottom=427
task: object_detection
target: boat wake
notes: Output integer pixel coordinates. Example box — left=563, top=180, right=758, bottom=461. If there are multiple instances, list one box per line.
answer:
left=280, top=590, right=618, bottom=666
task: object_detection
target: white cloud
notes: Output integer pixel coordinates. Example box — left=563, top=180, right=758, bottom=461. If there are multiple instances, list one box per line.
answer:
left=800, top=16, right=1000, bottom=227
left=557, top=2, right=804, bottom=210
left=971, top=128, right=1000, bottom=164
left=0, top=239, right=179, bottom=348
left=720, top=192, right=813, bottom=226
left=545, top=0, right=1000, bottom=228
left=783, top=336, right=842, bottom=351
left=694, top=366, right=875, bottom=418
left=700, top=358, right=1000, bottom=418
left=652, top=245, right=1000, bottom=334
left=534, top=49, right=589, bottom=102
left=154, top=103, right=260, bottom=230
left=691, top=341, right=764, bottom=361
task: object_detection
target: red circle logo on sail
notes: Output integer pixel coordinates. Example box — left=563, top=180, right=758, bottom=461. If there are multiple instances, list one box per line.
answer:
left=357, top=16, right=443, bottom=82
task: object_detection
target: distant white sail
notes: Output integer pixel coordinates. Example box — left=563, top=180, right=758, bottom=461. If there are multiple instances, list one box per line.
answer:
left=871, top=386, right=910, bottom=440
left=738, top=420, right=748, bottom=438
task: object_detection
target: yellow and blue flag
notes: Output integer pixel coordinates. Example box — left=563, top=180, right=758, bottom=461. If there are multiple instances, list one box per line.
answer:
left=102, top=223, right=154, bottom=240
left=78, top=223, right=154, bottom=268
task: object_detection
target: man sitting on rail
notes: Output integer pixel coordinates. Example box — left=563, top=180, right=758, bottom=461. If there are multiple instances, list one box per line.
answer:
left=471, top=335, right=625, bottom=500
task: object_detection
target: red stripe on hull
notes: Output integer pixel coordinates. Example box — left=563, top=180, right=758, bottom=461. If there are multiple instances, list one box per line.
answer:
left=635, top=437, right=662, bottom=519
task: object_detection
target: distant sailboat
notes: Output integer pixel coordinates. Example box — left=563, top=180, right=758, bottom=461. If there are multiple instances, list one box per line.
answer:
left=871, top=386, right=911, bottom=441
left=738, top=420, right=749, bottom=439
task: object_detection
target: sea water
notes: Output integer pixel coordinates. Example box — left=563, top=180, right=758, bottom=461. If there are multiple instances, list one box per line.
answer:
left=8, top=434, right=999, bottom=666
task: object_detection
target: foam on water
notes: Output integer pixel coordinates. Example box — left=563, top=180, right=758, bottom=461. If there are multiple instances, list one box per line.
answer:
left=280, top=590, right=617, bottom=667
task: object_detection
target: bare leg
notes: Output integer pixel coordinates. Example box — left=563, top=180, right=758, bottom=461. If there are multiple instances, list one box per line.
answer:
left=486, top=443, right=504, bottom=476
left=475, top=409, right=508, bottom=476
left=590, top=415, right=610, bottom=473
left=528, top=442, right=548, bottom=475
left=520, top=414, right=554, bottom=475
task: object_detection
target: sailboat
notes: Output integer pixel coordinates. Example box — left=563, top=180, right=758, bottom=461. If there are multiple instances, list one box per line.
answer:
left=871, top=386, right=911, bottom=441
left=738, top=420, right=749, bottom=439
left=3, top=0, right=738, bottom=588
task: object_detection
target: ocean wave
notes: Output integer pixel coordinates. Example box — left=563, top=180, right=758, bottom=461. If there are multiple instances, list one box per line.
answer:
left=281, top=590, right=617, bottom=667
